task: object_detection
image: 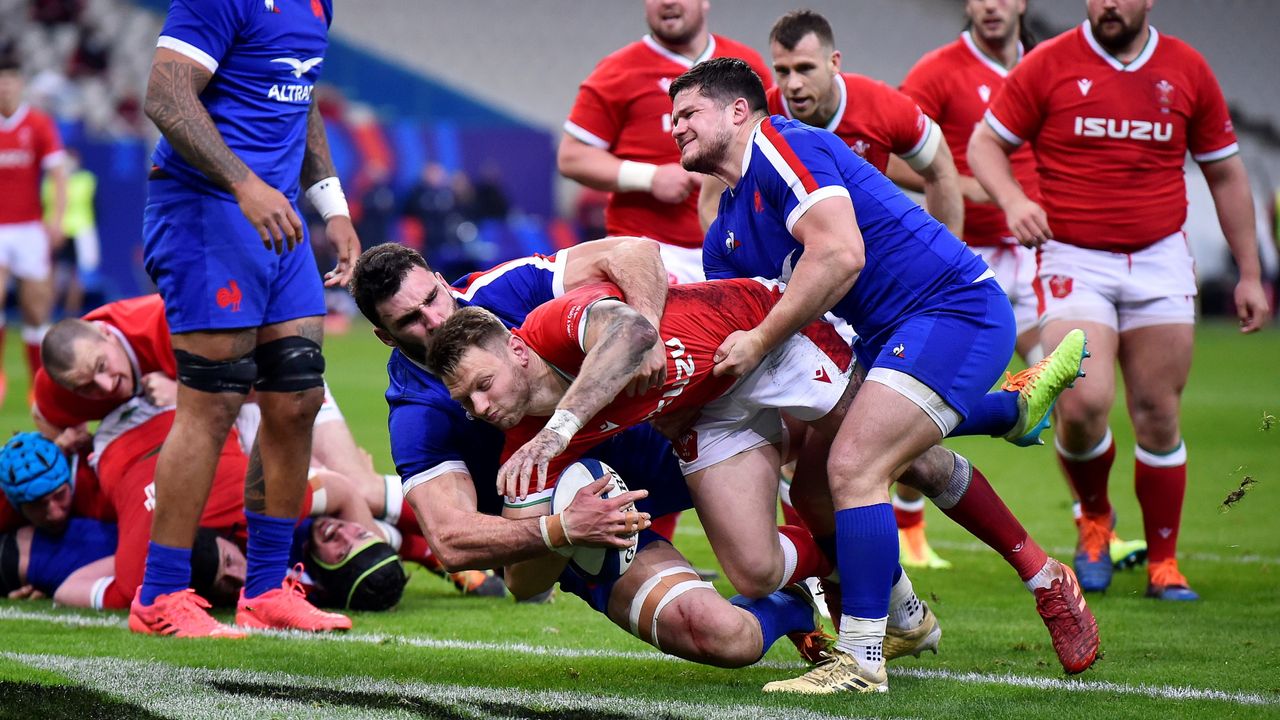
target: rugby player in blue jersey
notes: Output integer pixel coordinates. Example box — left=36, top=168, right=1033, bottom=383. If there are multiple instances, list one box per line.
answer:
left=131, top=0, right=358, bottom=637
left=668, top=58, right=1098, bottom=692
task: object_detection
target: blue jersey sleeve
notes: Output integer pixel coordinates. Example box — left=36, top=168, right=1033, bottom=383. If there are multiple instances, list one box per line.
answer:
left=156, top=0, right=248, bottom=73
left=451, top=253, right=565, bottom=327
left=754, top=119, right=852, bottom=235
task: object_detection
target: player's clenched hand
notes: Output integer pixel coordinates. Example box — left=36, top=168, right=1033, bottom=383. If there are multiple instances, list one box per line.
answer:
left=625, top=336, right=667, bottom=397
left=140, top=372, right=177, bottom=407
left=497, top=428, right=570, bottom=501
left=1004, top=196, right=1052, bottom=248
left=1234, top=278, right=1272, bottom=333
left=561, top=475, right=651, bottom=548
left=7, top=584, right=45, bottom=600
left=53, top=424, right=92, bottom=454
left=322, top=215, right=361, bottom=288
left=233, top=175, right=303, bottom=253
left=650, top=163, right=697, bottom=204
left=712, top=329, right=766, bottom=378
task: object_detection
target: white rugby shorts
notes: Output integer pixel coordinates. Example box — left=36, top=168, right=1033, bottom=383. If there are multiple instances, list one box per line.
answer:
left=1036, top=232, right=1196, bottom=332
left=657, top=242, right=706, bottom=284
left=0, top=220, right=51, bottom=280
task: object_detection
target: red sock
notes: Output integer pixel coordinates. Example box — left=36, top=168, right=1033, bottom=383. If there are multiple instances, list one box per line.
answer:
left=649, top=512, right=679, bottom=541
left=24, top=340, right=41, bottom=379
left=399, top=533, right=442, bottom=572
left=779, top=524, right=833, bottom=585
left=892, top=494, right=925, bottom=529
left=781, top=499, right=805, bottom=529
left=939, top=464, right=1048, bottom=581
left=1134, top=443, right=1187, bottom=565
left=1058, top=431, right=1115, bottom=518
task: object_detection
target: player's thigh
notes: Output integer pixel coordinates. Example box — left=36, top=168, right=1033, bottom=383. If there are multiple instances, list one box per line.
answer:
left=682, top=442, right=785, bottom=587
left=1042, top=318, right=1118, bottom=435
left=1118, top=322, right=1193, bottom=445
left=828, top=378, right=943, bottom=502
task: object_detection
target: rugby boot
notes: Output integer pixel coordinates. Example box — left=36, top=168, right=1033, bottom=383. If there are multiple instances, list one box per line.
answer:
left=1109, top=531, right=1148, bottom=570
left=1002, top=329, right=1089, bottom=446
left=1145, top=559, right=1199, bottom=601
left=899, top=524, right=952, bottom=570
left=885, top=601, right=941, bottom=661
left=450, top=569, right=507, bottom=597
left=236, top=564, right=352, bottom=632
left=1033, top=559, right=1100, bottom=674
left=782, top=582, right=836, bottom=665
left=1073, top=512, right=1114, bottom=592
left=762, top=650, right=888, bottom=695
left=129, top=588, right=246, bottom=639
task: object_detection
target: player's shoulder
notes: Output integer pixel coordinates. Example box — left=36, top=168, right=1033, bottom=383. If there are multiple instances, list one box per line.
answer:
left=590, top=39, right=658, bottom=76
left=385, top=349, right=452, bottom=409
left=842, top=72, right=911, bottom=103
left=1151, top=29, right=1212, bottom=70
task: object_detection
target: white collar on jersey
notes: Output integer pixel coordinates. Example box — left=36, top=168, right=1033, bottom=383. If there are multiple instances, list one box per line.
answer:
left=1080, top=20, right=1159, bottom=73
left=781, top=73, right=847, bottom=133
left=0, top=103, right=30, bottom=131
left=960, top=30, right=1024, bottom=78
left=642, top=33, right=717, bottom=68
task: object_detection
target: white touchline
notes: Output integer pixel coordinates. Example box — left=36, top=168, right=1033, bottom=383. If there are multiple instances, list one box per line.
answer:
left=2, top=652, right=872, bottom=720
left=2, top=607, right=1276, bottom=707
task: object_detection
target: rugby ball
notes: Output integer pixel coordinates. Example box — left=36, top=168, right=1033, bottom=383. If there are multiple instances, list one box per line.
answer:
left=551, top=459, right=637, bottom=582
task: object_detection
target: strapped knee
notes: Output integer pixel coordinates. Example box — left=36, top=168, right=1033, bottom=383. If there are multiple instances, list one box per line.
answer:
left=254, top=336, right=325, bottom=393
left=175, top=350, right=257, bottom=394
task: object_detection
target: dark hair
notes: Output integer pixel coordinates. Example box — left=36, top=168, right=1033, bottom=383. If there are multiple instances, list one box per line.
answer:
left=308, top=539, right=407, bottom=611
left=190, top=528, right=236, bottom=607
left=424, top=306, right=510, bottom=378
left=769, top=9, right=835, bottom=51
left=667, top=57, right=768, bottom=115
left=349, top=243, right=431, bottom=328
left=41, top=319, right=103, bottom=386
left=0, top=56, right=20, bottom=74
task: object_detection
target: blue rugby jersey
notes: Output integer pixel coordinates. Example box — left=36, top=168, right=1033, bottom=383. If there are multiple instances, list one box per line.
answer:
left=151, top=0, right=332, bottom=199
left=703, top=116, right=992, bottom=355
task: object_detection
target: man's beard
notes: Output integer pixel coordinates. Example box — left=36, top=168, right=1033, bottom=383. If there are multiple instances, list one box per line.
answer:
left=651, top=17, right=701, bottom=47
left=681, top=128, right=731, bottom=176
left=1091, top=12, right=1142, bottom=53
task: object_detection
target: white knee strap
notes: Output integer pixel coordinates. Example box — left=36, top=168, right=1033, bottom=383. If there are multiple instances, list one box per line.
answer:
left=627, top=566, right=712, bottom=650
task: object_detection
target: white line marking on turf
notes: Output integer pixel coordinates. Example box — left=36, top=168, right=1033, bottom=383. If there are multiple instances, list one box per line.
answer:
left=4, top=607, right=1276, bottom=707
left=2, top=652, right=878, bottom=720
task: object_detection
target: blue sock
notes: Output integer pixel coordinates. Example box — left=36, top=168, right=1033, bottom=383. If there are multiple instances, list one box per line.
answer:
left=139, top=541, right=192, bottom=606
left=835, top=504, right=898, bottom=619
left=949, top=390, right=1019, bottom=437
left=893, top=563, right=903, bottom=586
left=731, top=589, right=816, bottom=657
left=244, top=510, right=295, bottom=599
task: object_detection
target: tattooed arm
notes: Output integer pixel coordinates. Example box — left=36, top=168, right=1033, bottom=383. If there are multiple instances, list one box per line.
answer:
left=144, top=47, right=303, bottom=253
left=300, top=98, right=361, bottom=288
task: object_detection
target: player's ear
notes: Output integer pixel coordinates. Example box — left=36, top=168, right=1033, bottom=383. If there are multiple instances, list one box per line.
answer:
left=509, top=334, right=529, bottom=367
left=830, top=49, right=842, bottom=73
left=372, top=327, right=396, bottom=348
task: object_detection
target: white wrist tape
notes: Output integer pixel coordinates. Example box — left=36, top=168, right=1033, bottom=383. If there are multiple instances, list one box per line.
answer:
left=539, top=514, right=575, bottom=556
left=305, top=176, right=350, bottom=220
left=617, top=161, right=658, bottom=193
left=545, top=409, right=584, bottom=442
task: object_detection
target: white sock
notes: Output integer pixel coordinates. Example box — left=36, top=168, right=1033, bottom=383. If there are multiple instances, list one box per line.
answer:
left=1023, top=560, right=1057, bottom=592
left=1072, top=501, right=1083, bottom=521
left=887, top=572, right=925, bottom=630
left=836, top=616, right=887, bottom=672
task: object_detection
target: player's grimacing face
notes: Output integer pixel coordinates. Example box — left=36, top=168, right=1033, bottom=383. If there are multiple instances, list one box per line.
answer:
left=444, top=345, right=529, bottom=430
left=65, top=334, right=135, bottom=401
left=644, top=0, right=709, bottom=47
left=210, top=536, right=247, bottom=605
left=375, top=266, right=457, bottom=362
left=770, top=33, right=838, bottom=126
left=1087, top=0, right=1151, bottom=52
left=20, top=484, right=72, bottom=534
left=671, top=89, right=733, bottom=175
left=310, top=517, right=377, bottom=565
left=966, top=0, right=1025, bottom=45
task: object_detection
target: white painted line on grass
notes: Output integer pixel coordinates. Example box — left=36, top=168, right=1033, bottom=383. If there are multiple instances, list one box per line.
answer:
left=3, top=606, right=1276, bottom=707
left=2, top=652, right=880, bottom=720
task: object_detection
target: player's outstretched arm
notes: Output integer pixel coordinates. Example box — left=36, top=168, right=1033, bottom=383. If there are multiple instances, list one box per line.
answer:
left=53, top=555, right=115, bottom=609
left=145, top=48, right=302, bottom=253
left=301, top=100, right=360, bottom=288
left=967, top=122, right=1050, bottom=247
left=558, top=134, right=696, bottom=204
left=1200, top=155, right=1272, bottom=332
left=563, top=237, right=668, bottom=396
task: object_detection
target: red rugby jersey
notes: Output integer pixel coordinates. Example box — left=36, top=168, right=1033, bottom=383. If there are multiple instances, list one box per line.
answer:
left=0, top=104, right=63, bottom=225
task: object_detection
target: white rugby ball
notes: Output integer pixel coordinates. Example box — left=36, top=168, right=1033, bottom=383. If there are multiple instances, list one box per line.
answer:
left=551, top=459, right=637, bottom=581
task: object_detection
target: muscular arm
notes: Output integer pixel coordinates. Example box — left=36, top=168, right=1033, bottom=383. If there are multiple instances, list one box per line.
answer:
left=1200, top=155, right=1272, bottom=332
left=143, top=47, right=250, bottom=192
left=914, top=140, right=964, bottom=237
left=501, top=503, right=570, bottom=600
left=53, top=555, right=115, bottom=608
left=300, top=100, right=338, bottom=189
left=45, top=162, right=68, bottom=247
left=562, top=237, right=668, bottom=329
left=555, top=300, right=658, bottom=424
left=888, top=155, right=992, bottom=205
left=558, top=133, right=695, bottom=204
left=968, top=123, right=1051, bottom=246
left=406, top=471, right=551, bottom=571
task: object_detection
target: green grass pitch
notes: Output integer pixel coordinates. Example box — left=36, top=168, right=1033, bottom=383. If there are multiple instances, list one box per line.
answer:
left=0, top=319, right=1277, bottom=719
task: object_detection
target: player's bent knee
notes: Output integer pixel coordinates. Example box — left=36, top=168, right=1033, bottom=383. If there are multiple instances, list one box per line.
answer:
left=626, top=566, right=714, bottom=653
left=254, top=336, right=325, bottom=393
left=175, top=349, right=257, bottom=395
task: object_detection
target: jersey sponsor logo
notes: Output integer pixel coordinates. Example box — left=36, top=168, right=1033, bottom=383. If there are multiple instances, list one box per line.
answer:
left=1073, top=117, right=1173, bottom=142
left=271, top=57, right=324, bottom=78
left=813, top=367, right=831, bottom=384
left=977, top=84, right=991, bottom=103
left=216, top=279, right=243, bottom=311
left=267, top=84, right=315, bottom=103
left=1077, top=78, right=1093, bottom=96
left=143, top=481, right=157, bottom=512
left=723, top=230, right=740, bottom=252
left=0, top=149, right=34, bottom=168
left=1047, top=275, right=1073, bottom=299
left=646, top=337, right=695, bottom=418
